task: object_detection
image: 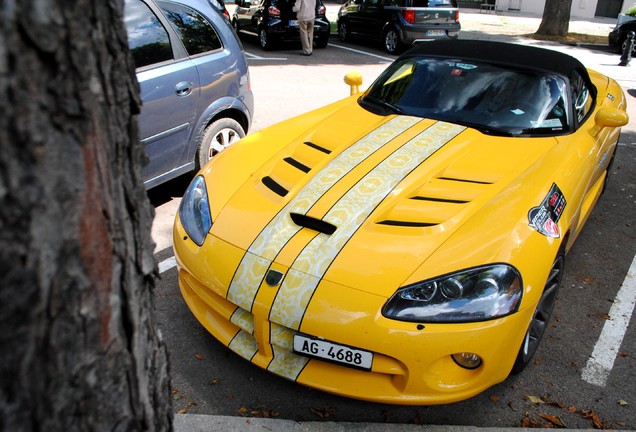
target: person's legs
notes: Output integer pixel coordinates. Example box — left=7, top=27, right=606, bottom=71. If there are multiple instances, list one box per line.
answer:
left=306, top=20, right=314, bottom=54
left=299, top=20, right=312, bottom=55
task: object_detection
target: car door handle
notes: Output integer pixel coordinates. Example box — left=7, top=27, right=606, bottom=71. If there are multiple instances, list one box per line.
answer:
left=175, top=81, right=193, bottom=97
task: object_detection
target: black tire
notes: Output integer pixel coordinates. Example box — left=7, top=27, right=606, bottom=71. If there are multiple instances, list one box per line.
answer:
left=315, top=36, right=329, bottom=48
left=196, top=118, right=245, bottom=169
left=232, top=19, right=239, bottom=32
left=620, top=37, right=636, bottom=55
left=511, top=251, right=564, bottom=374
left=259, top=27, right=273, bottom=50
left=338, top=20, right=350, bottom=42
left=383, top=27, right=403, bottom=54
left=602, top=143, right=619, bottom=195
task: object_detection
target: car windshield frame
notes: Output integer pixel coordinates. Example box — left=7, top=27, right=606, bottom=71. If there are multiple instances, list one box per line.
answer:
left=360, top=56, right=574, bottom=137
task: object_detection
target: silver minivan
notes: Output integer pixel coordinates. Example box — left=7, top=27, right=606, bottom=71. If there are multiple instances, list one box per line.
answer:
left=125, top=0, right=254, bottom=188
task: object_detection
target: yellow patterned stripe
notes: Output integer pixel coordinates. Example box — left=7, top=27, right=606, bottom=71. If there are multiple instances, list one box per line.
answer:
left=226, top=116, right=421, bottom=310
left=228, top=330, right=258, bottom=361
left=270, top=122, right=466, bottom=330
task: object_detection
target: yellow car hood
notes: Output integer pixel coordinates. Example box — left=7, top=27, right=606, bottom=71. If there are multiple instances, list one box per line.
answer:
left=206, top=102, right=558, bottom=297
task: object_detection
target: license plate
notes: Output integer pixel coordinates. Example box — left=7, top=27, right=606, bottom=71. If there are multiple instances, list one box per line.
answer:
left=426, top=30, right=445, bottom=36
left=289, top=20, right=299, bottom=26
left=293, top=334, right=373, bottom=371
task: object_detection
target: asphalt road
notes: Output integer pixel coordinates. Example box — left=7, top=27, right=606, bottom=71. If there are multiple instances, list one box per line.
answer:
left=148, top=34, right=636, bottom=429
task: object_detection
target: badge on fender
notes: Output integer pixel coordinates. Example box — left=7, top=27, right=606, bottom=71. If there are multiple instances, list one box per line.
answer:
left=528, top=183, right=566, bottom=238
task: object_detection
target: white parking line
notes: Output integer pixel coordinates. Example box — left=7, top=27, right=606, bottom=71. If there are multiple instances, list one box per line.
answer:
left=581, top=254, right=636, bottom=387
left=327, top=43, right=394, bottom=62
left=245, top=52, right=288, bottom=61
left=159, top=256, right=177, bottom=274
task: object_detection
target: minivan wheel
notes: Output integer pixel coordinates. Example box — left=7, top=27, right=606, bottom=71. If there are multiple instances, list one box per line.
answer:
left=383, top=27, right=402, bottom=54
left=197, top=118, right=245, bottom=169
left=338, top=20, right=350, bottom=42
left=259, top=27, right=272, bottom=50
left=511, top=251, right=564, bottom=374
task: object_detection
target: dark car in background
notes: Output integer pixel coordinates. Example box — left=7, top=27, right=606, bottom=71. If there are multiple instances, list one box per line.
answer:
left=125, top=0, right=254, bottom=188
left=232, top=0, right=330, bottom=50
left=337, top=0, right=460, bottom=54
left=608, top=17, right=636, bottom=54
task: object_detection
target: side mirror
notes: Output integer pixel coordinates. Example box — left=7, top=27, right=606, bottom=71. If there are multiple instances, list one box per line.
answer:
left=344, top=71, right=363, bottom=95
left=589, top=107, right=629, bottom=137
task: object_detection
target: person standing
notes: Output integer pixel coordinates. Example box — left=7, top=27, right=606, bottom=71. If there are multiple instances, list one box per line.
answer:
left=293, top=0, right=316, bottom=56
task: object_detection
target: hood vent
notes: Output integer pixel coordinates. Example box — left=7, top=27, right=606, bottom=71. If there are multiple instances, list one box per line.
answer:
left=376, top=176, right=493, bottom=228
left=262, top=176, right=288, bottom=197
left=261, top=141, right=335, bottom=198
left=290, top=213, right=336, bottom=235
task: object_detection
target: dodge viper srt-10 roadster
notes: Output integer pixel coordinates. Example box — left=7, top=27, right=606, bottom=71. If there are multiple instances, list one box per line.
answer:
left=173, top=40, right=628, bottom=404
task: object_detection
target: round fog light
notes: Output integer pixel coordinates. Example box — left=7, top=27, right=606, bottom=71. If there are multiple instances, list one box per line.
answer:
left=451, top=352, right=482, bottom=369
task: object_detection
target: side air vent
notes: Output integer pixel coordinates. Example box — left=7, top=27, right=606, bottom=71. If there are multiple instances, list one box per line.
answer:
left=304, top=141, right=332, bottom=154
left=438, top=176, right=493, bottom=185
left=290, top=213, right=337, bottom=235
left=284, top=157, right=311, bottom=173
left=411, top=196, right=469, bottom=204
left=377, top=220, right=438, bottom=227
left=262, top=176, right=288, bottom=197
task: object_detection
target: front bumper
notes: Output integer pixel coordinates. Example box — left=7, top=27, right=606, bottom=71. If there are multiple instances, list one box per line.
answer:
left=174, top=219, right=534, bottom=404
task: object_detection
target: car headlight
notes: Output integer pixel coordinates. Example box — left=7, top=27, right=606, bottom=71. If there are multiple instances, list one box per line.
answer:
left=179, top=175, right=212, bottom=246
left=383, top=264, right=522, bottom=323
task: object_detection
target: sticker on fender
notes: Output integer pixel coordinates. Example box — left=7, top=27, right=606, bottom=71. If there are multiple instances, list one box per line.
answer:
left=293, top=334, right=373, bottom=371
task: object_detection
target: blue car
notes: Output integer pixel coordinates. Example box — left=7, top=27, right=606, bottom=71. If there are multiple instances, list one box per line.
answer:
left=125, top=0, right=254, bottom=188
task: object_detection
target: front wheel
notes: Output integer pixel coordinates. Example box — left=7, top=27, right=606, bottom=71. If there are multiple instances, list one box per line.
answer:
left=383, top=27, right=403, bottom=54
left=511, top=252, right=564, bottom=374
left=196, top=118, right=245, bottom=169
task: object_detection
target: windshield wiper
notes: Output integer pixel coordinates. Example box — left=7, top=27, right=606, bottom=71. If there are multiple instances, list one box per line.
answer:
left=359, top=96, right=405, bottom=116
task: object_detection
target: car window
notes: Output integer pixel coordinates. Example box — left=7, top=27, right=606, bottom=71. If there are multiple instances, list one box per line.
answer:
left=124, top=0, right=173, bottom=68
left=157, top=0, right=222, bottom=55
left=362, top=57, right=571, bottom=137
left=570, top=70, right=593, bottom=125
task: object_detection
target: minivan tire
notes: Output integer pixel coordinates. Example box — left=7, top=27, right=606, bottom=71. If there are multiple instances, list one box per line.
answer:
left=197, top=118, right=245, bottom=169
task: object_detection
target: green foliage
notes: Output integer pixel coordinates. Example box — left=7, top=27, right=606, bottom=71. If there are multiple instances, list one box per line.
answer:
left=626, top=5, right=636, bottom=16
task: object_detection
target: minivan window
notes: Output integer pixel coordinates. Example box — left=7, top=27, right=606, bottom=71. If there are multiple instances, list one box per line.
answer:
left=125, top=0, right=173, bottom=68
left=158, top=0, right=222, bottom=55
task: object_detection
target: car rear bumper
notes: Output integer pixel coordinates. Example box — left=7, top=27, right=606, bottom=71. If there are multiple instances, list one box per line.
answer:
left=401, top=24, right=460, bottom=45
left=266, top=17, right=331, bottom=41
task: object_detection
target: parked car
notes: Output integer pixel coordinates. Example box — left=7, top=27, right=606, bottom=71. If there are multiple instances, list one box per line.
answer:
left=337, top=0, right=460, bottom=54
left=124, top=0, right=254, bottom=188
left=232, top=0, right=330, bottom=50
left=172, top=40, right=628, bottom=404
left=208, top=0, right=232, bottom=21
left=608, top=16, right=636, bottom=54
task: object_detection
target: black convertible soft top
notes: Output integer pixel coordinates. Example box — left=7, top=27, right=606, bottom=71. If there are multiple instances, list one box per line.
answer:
left=404, top=39, right=589, bottom=81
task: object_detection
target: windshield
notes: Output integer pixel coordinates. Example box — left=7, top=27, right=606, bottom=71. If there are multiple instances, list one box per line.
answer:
left=361, top=57, right=570, bottom=136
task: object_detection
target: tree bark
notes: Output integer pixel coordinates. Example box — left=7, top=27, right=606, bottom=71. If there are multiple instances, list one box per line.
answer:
left=0, top=0, right=172, bottom=431
left=536, top=0, right=573, bottom=36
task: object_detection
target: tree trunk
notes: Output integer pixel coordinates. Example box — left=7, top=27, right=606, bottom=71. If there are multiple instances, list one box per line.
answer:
left=536, top=0, right=572, bottom=36
left=0, top=0, right=172, bottom=431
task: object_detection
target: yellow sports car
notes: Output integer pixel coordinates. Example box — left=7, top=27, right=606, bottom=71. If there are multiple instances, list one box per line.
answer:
left=173, top=40, right=628, bottom=404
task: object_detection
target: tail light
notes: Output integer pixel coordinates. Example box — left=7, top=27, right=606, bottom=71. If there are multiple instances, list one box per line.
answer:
left=455, top=10, right=459, bottom=22
left=402, top=9, right=415, bottom=24
left=317, top=4, right=326, bottom=15
left=268, top=5, right=280, bottom=17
